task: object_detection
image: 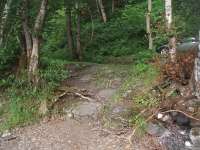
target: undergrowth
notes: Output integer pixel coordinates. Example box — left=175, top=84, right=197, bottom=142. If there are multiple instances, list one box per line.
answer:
left=0, top=58, right=68, bottom=132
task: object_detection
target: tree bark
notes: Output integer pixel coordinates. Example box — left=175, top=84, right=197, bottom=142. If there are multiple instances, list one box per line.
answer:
left=22, top=0, right=32, bottom=65
left=165, top=0, right=172, bottom=30
left=112, top=0, right=115, bottom=13
left=28, top=0, right=48, bottom=85
left=146, top=0, right=153, bottom=49
left=98, top=0, right=107, bottom=23
left=0, top=0, right=12, bottom=47
left=16, top=32, right=27, bottom=77
left=76, top=3, right=82, bottom=61
left=65, top=7, right=76, bottom=59
left=169, top=37, right=176, bottom=62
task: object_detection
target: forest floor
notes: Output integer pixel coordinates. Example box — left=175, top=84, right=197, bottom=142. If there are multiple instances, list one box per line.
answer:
left=0, top=63, right=160, bottom=150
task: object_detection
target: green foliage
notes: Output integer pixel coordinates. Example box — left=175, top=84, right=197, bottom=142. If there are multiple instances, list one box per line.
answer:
left=130, top=114, right=146, bottom=133
left=0, top=40, right=20, bottom=72
left=84, top=4, right=147, bottom=62
left=40, top=58, right=68, bottom=84
left=134, top=94, right=158, bottom=108
left=0, top=58, right=68, bottom=131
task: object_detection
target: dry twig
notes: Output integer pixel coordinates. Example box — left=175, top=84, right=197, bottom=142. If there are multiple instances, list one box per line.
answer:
left=161, top=109, right=200, bottom=121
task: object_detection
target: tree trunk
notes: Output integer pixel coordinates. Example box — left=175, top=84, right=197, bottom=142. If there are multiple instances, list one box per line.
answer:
left=192, top=34, right=200, bottom=98
left=28, top=0, right=48, bottom=85
left=76, top=4, right=82, bottom=61
left=16, top=32, right=27, bottom=77
left=95, top=0, right=102, bottom=19
left=165, top=0, right=172, bottom=30
left=28, top=37, right=39, bottom=84
left=146, top=0, right=153, bottom=49
left=169, top=37, right=176, bottom=62
left=22, top=0, right=32, bottom=65
left=112, top=0, right=115, bottom=13
left=98, top=0, right=107, bottom=23
left=65, top=7, right=76, bottom=59
left=0, top=0, right=12, bottom=47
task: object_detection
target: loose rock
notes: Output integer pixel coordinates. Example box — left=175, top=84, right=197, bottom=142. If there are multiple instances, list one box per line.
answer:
left=189, top=127, right=200, bottom=147
left=146, top=122, right=168, bottom=137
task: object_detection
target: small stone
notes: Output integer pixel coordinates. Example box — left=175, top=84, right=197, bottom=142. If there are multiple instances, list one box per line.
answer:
left=157, top=113, right=163, bottom=119
left=188, top=107, right=195, bottom=113
left=190, top=127, right=200, bottom=146
left=179, top=130, right=186, bottom=135
left=68, top=140, right=72, bottom=144
left=185, top=141, right=192, bottom=147
left=162, top=115, right=170, bottom=122
left=1, top=130, right=11, bottom=138
left=67, top=112, right=74, bottom=119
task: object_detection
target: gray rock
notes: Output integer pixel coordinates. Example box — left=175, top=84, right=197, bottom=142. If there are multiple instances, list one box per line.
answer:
left=146, top=123, right=168, bottom=137
left=112, top=106, right=129, bottom=115
left=159, top=126, right=190, bottom=150
left=189, top=127, right=200, bottom=147
left=72, top=102, right=101, bottom=119
left=97, top=89, right=116, bottom=101
left=80, top=74, right=92, bottom=82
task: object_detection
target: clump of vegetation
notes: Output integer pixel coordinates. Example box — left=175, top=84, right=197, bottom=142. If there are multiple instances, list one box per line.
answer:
left=0, top=58, right=68, bottom=131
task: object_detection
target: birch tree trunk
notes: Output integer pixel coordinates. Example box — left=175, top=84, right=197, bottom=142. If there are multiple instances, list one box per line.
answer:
left=193, top=34, right=200, bottom=99
left=28, top=0, right=48, bottom=85
left=165, top=0, right=172, bottom=30
left=98, top=0, right=107, bottom=23
left=0, top=0, right=12, bottom=47
left=169, top=37, right=176, bottom=62
left=165, top=0, right=175, bottom=62
left=146, top=0, right=153, bottom=49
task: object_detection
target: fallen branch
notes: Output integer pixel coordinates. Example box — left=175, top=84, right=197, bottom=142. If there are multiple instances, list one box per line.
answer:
left=161, top=109, right=200, bottom=121
left=127, top=108, right=160, bottom=146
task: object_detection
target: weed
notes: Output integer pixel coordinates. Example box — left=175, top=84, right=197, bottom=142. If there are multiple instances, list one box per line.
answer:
left=0, top=58, right=68, bottom=132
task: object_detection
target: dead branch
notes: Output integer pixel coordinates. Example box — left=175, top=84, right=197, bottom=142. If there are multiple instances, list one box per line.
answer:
left=161, top=109, right=200, bottom=121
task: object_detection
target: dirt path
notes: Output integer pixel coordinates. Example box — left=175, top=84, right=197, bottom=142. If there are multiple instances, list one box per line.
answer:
left=0, top=63, right=135, bottom=150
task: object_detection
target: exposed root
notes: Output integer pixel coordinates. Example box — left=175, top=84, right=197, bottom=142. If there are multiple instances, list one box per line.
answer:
left=53, top=89, right=95, bottom=103
left=127, top=111, right=157, bottom=146
left=74, top=92, right=94, bottom=101
left=127, top=108, right=161, bottom=146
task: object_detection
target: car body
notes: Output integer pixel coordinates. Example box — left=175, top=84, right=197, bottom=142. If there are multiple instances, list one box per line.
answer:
left=156, top=37, right=199, bottom=55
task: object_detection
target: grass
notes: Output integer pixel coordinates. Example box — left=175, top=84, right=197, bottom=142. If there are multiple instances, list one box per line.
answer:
left=0, top=58, right=68, bottom=132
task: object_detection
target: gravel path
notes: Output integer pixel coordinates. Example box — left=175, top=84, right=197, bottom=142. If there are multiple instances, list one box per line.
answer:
left=0, top=64, right=134, bottom=150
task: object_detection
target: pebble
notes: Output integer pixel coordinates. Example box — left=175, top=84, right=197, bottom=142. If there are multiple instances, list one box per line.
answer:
left=188, top=107, right=195, bottom=113
left=189, top=127, right=200, bottom=146
left=185, top=141, right=192, bottom=147
left=157, top=113, right=163, bottom=119
left=1, top=130, right=11, bottom=138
